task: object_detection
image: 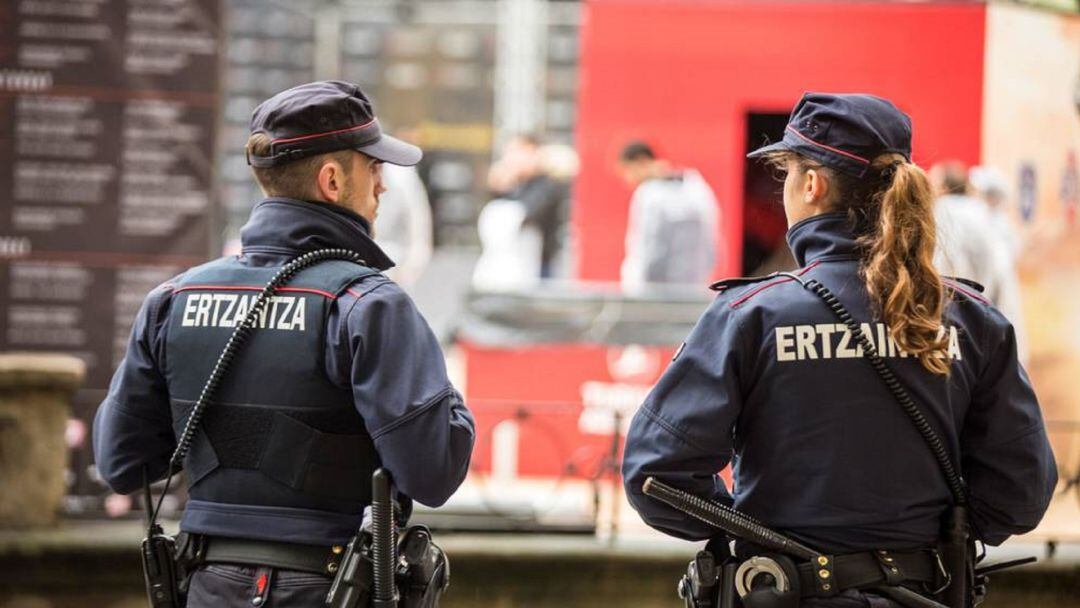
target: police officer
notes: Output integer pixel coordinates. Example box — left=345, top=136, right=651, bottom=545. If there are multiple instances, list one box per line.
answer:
left=93, top=81, right=476, bottom=606
left=622, top=93, right=1057, bottom=607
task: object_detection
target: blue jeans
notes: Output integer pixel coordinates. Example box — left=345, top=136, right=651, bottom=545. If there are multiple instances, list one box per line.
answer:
left=187, top=563, right=332, bottom=607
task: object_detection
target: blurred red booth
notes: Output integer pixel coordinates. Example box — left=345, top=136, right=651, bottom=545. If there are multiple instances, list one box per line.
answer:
left=461, top=0, right=987, bottom=486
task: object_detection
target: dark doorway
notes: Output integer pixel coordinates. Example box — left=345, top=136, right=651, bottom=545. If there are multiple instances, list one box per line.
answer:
left=742, top=113, right=796, bottom=275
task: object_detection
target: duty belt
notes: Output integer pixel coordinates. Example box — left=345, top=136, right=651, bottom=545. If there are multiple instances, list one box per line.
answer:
left=795, top=549, right=938, bottom=597
left=202, top=536, right=344, bottom=576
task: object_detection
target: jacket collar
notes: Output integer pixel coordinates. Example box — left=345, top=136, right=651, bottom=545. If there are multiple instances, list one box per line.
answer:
left=239, top=197, right=395, bottom=271
left=785, top=212, right=861, bottom=267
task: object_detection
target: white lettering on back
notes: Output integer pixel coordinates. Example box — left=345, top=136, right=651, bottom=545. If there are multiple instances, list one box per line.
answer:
left=291, top=297, right=306, bottom=331
left=948, top=326, right=962, bottom=360
left=776, top=326, right=796, bottom=362
left=182, top=294, right=199, bottom=326
left=773, top=322, right=962, bottom=363
left=795, top=325, right=818, bottom=360
left=836, top=325, right=858, bottom=358
left=193, top=294, right=213, bottom=327
left=178, top=292, right=309, bottom=331
left=815, top=323, right=836, bottom=358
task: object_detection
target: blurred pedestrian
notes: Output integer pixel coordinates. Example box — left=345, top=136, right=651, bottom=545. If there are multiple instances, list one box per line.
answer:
left=486, top=134, right=569, bottom=278
left=537, top=142, right=578, bottom=276
left=472, top=196, right=543, bottom=291
left=969, top=165, right=1021, bottom=257
left=617, top=141, right=720, bottom=294
left=931, top=162, right=1027, bottom=360
left=376, top=161, right=434, bottom=288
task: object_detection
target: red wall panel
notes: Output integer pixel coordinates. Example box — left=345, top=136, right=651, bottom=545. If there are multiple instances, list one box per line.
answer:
left=574, top=1, right=987, bottom=281
left=464, top=342, right=674, bottom=477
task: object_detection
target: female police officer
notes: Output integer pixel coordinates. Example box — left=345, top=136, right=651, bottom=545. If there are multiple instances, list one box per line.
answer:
left=622, top=93, right=1057, bottom=607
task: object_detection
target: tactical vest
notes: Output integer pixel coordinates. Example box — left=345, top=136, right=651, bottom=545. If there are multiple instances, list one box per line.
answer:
left=164, top=256, right=380, bottom=515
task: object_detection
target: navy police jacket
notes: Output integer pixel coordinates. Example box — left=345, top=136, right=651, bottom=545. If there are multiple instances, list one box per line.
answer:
left=93, top=198, right=475, bottom=545
left=623, top=212, right=1057, bottom=552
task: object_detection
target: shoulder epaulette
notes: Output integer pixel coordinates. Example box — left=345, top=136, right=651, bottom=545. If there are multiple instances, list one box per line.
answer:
left=943, top=276, right=985, bottom=293
left=709, top=272, right=779, bottom=293
left=943, top=276, right=990, bottom=304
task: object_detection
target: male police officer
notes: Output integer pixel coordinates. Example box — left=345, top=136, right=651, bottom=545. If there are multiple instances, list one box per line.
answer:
left=93, top=81, right=476, bottom=606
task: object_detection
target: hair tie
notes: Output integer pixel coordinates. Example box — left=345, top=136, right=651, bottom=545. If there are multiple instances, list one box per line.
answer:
left=880, top=160, right=904, bottom=181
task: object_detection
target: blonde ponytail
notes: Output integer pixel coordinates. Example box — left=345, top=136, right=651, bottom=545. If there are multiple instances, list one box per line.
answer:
left=861, top=154, right=950, bottom=375
left=766, top=150, right=952, bottom=375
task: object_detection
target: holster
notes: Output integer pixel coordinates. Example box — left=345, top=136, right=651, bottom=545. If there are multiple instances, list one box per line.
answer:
left=326, top=529, right=376, bottom=608
left=142, top=527, right=181, bottom=608
left=326, top=525, right=451, bottom=608
left=175, top=532, right=208, bottom=596
left=141, top=530, right=205, bottom=608
left=937, top=506, right=974, bottom=608
left=679, top=550, right=721, bottom=607
left=397, top=526, right=450, bottom=608
left=679, top=537, right=740, bottom=608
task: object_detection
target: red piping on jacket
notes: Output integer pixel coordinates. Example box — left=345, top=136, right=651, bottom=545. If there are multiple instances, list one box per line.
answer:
left=172, top=285, right=337, bottom=299
left=943, top=279, right=990, bottom=305
left=730, top=261, right=822, bottom=308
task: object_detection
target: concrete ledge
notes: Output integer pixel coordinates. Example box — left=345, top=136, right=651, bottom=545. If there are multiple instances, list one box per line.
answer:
left=0, top=353, right=85, bottom=391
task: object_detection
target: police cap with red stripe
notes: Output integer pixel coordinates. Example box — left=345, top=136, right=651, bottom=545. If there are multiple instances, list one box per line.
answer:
left=748, top=92, right=912, bottom=178
left=247, top=80, right=422, bottom=168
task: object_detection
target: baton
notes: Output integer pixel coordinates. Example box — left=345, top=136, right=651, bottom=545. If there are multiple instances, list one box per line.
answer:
left=642, top=477, right=818, bottom=560
left=371, top=469, right=398, bottom=608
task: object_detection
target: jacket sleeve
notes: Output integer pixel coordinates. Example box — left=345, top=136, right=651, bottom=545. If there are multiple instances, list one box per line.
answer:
left=328, top=280, right=475, bottom=507
left=92, top=283, right=177, bottom=495
left=962, top=307, right=1057, bottom=545
left=621, top=299, right=746, bottom=540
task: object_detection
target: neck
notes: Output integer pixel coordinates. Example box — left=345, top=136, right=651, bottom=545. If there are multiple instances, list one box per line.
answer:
left=785, top=212, right=860, bottom=266
left=649, top=160, right=672, bottom=178
left=786, top=202, right=835, bottom=228
left=315, top=197, right=374, bottom=229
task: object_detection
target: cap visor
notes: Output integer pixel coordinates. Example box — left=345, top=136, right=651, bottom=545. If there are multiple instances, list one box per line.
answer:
left=358, top=134, right=422, bottom=166
left=746, top=140, right=791, bottom=159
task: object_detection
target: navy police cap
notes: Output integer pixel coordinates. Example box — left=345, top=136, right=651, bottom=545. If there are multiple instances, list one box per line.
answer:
left=247, top=80, right=421, bottom=168
left=748, top=93, right=912, bottom=178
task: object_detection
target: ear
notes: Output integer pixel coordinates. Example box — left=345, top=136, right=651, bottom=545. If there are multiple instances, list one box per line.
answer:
left=315, top=159, right=345, bottom=203
left=804, top=168, right=830, bottom=205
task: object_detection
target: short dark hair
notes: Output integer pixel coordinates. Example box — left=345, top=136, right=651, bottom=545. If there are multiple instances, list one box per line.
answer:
left=247, top=132, right=354, bottom=199
left=937, top=162, right=969, bottom=196
left=620, top=141, right=655, bottom=163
